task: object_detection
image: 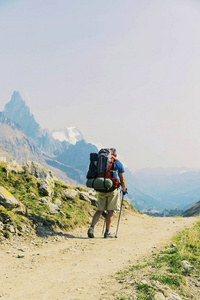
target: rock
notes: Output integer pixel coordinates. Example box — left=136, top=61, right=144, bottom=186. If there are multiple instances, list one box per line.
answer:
left=181, top=260, right=195, bottom=271
left=24, top=161, right=55, bottom=196
left=0, top=186, right=19, bottom=208
left=47, top=203, right=64, bottom=216
left=17, top=224, right=27, bottom=233
left=0, top=186, right=27, bottom=215
left=78, top=191, right=97, bottom=204
left=4, top=224, right=16, bottom=233
left=62, top=189, right=78, bottom=200
left=166, top=292, right=182, bottom=300
left=13, top=201, right=27, bottom=215
left=38, top=180, right=54, bottom=197
left=7, top=161, right=24, bottom=175
left=24, top=161, right=56, bottom=180
left=79, top=192, right=90, bottom=202
left=140, top=280, right=148, bottom=285
left=54, top=198, right=62, bottom=207
left=38, top=196, right=52, bottom=204
left=17, top=255, right=25, bottom=258
left=154, top=292, right=166, bottom=300
left=0, top=221, right=3, bottom=230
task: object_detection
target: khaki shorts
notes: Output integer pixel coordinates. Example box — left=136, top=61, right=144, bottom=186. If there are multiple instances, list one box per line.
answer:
left=97, top=188, right=121, bottom=211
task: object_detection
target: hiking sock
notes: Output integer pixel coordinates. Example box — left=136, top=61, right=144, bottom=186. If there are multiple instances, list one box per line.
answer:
left=105, top=229, right=109, bottom=233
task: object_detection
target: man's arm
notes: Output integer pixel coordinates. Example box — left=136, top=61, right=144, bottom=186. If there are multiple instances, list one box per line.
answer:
left=119, top=172, right=126, bottom=193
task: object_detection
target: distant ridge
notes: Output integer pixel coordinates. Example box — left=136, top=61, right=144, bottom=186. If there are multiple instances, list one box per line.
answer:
left=0, top=112, right=45, bottom=164
left=3, top=91, right=199, bottom=211
left=4, top=91, right=41, bottom=140
left=52, top=127, right=83, bottom=145
left=182, top=201, right=200, bottom=217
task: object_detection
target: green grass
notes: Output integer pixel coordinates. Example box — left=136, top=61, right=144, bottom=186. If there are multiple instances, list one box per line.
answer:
left=114, top=218, right=200, bottom=300
left=0, top=162, right=98, bottom=237
left=150, top=274, right=185, bottom=288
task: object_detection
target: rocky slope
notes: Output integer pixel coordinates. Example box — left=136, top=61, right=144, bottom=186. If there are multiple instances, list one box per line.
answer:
left=182, top=201, right=200, bottom=217
left=0, top=112, right=45, bottom=164
left=0, top=160, right=102, bottom=241
left=3, top=91, right=68, bottom=156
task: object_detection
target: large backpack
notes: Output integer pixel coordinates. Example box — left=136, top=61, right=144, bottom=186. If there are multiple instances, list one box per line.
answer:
left=86, top=148, right=119, bottom=192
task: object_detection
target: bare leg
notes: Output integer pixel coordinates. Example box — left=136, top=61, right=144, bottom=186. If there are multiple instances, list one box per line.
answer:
left=91, top=210, right=103, bottom=227
left=106, top=210, right=114, bottom=231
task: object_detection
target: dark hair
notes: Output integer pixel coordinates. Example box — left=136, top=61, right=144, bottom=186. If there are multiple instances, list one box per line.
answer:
left=110, top=148, right=117, bottom=157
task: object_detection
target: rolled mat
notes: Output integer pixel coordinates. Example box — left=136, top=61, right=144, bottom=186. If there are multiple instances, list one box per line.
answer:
left=86, top=177, right=113, bottom=192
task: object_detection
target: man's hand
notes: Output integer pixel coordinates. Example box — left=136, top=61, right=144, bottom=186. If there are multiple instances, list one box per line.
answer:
left=123, top=188, right=128, bottom=196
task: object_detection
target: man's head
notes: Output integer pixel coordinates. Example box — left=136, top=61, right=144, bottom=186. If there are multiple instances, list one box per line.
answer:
left=110, top=148, right=117, bottom=157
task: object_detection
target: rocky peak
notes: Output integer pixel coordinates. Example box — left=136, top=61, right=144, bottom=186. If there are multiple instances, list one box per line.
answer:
left=3, top=91, right=42, bottom=140
left=0, top=112, right=22, bottom=131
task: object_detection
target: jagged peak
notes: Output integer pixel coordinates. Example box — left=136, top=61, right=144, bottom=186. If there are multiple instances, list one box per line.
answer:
left=10, top=91, right=26, bottom=105
left=4, top=91, right=29, bottom=115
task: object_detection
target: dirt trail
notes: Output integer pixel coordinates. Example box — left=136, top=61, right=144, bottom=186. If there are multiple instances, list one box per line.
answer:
left=0, top=212, right=197, bottom=300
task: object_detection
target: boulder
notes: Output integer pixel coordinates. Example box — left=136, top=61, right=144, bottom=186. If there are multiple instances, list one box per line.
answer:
left=7, top=161, right=24, bottom=175
left=0, top=186, right=27, bottom=215
left=0, top=186, right=19, bottom=208
left=181, top=260, right=195, bottom=271
left=4, top=224, right=16, bottom=233
left=48, top=203, right=64, bottom=216
left=23, top=161, right=55, bottom=180
left=54, top=198, right=62, bottom=207
left=79, top=191, right=97, bottom=204
left=13, top=202, right=27, bottom=215
left=154, top=292, right=165, bottom=300
left=38, top=180, right=54, bottom=197
left=38, top=196, right=52, bottom=205
left=24, top=161, right=55, bottom=196
left=0, top=221, right=3, bottom=230
left=79, top=192, right=90, bottom=202
left=62, top=189, right=78, bottom=200
left=166, top=293, right=182, bottom=300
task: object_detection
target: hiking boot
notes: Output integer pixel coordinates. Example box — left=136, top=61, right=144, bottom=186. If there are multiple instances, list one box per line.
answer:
left=87, top=226, right=94, bottom=238
left=104, top=231, right=114, bottom=238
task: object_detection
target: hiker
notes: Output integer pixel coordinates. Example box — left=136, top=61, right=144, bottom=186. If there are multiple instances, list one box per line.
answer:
left=87, top=148, right=127, bottom=238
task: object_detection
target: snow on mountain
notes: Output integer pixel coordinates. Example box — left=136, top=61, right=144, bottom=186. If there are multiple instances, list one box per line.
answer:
left=52, top=127, right=83, bottom=145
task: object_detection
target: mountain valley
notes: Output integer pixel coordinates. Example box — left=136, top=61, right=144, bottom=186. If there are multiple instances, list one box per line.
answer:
left=1, top=91, right=200, bottom=214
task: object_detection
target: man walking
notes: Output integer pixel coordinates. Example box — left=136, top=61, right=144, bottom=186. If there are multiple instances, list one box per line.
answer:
left=87, top=148, right=126, bottom=238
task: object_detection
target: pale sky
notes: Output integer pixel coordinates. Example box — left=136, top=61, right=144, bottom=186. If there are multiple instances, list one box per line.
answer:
left=0, top=0, right=200, bottom=171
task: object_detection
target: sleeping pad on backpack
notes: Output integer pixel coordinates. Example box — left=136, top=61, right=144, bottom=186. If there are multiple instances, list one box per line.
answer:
left=86, top=177, right=113, bottom=192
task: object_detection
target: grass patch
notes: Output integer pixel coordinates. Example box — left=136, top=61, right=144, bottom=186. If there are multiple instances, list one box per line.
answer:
left=0, top=162, right=98, bottom=238
left=114, top=218, right=200, bottom=300
left=150, top=274, right=185, bottom=288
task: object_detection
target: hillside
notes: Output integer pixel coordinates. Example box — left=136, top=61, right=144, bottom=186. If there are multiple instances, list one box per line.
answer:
left=182, top=201, right=200, bottom=217
left=1, top=91, right=157, bottom=210
left=2, top=91, right=200, bottom=212
left=0, top=112, right=45, bottom=164
left=131, top=168, right=200, bottom=211
left=0, top=161, right=100, bottom=241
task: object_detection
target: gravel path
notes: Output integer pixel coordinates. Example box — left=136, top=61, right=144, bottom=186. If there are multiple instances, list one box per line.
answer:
left=0, top=212, right=197, bottom=300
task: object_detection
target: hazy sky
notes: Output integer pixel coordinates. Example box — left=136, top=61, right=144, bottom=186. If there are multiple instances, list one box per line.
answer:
left=0, top=0, right=200, bottom=171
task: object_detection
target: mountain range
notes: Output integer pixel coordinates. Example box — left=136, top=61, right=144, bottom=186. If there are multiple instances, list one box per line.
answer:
left=1, top=91, right=200, bottom=213
left=131, top=168, right=200, bottom=211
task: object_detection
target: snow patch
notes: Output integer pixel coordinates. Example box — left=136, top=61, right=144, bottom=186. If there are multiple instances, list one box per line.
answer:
left=52, top=127, right=83, bottom=145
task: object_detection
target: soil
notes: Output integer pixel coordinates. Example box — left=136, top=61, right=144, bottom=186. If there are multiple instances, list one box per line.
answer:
left=0, top=211, right=197, bottom=300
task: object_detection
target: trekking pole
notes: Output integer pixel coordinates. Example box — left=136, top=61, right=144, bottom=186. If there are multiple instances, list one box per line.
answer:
left=102, top=217, right=106, bottom=235
left=115, top=190, right=124, bottom=238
